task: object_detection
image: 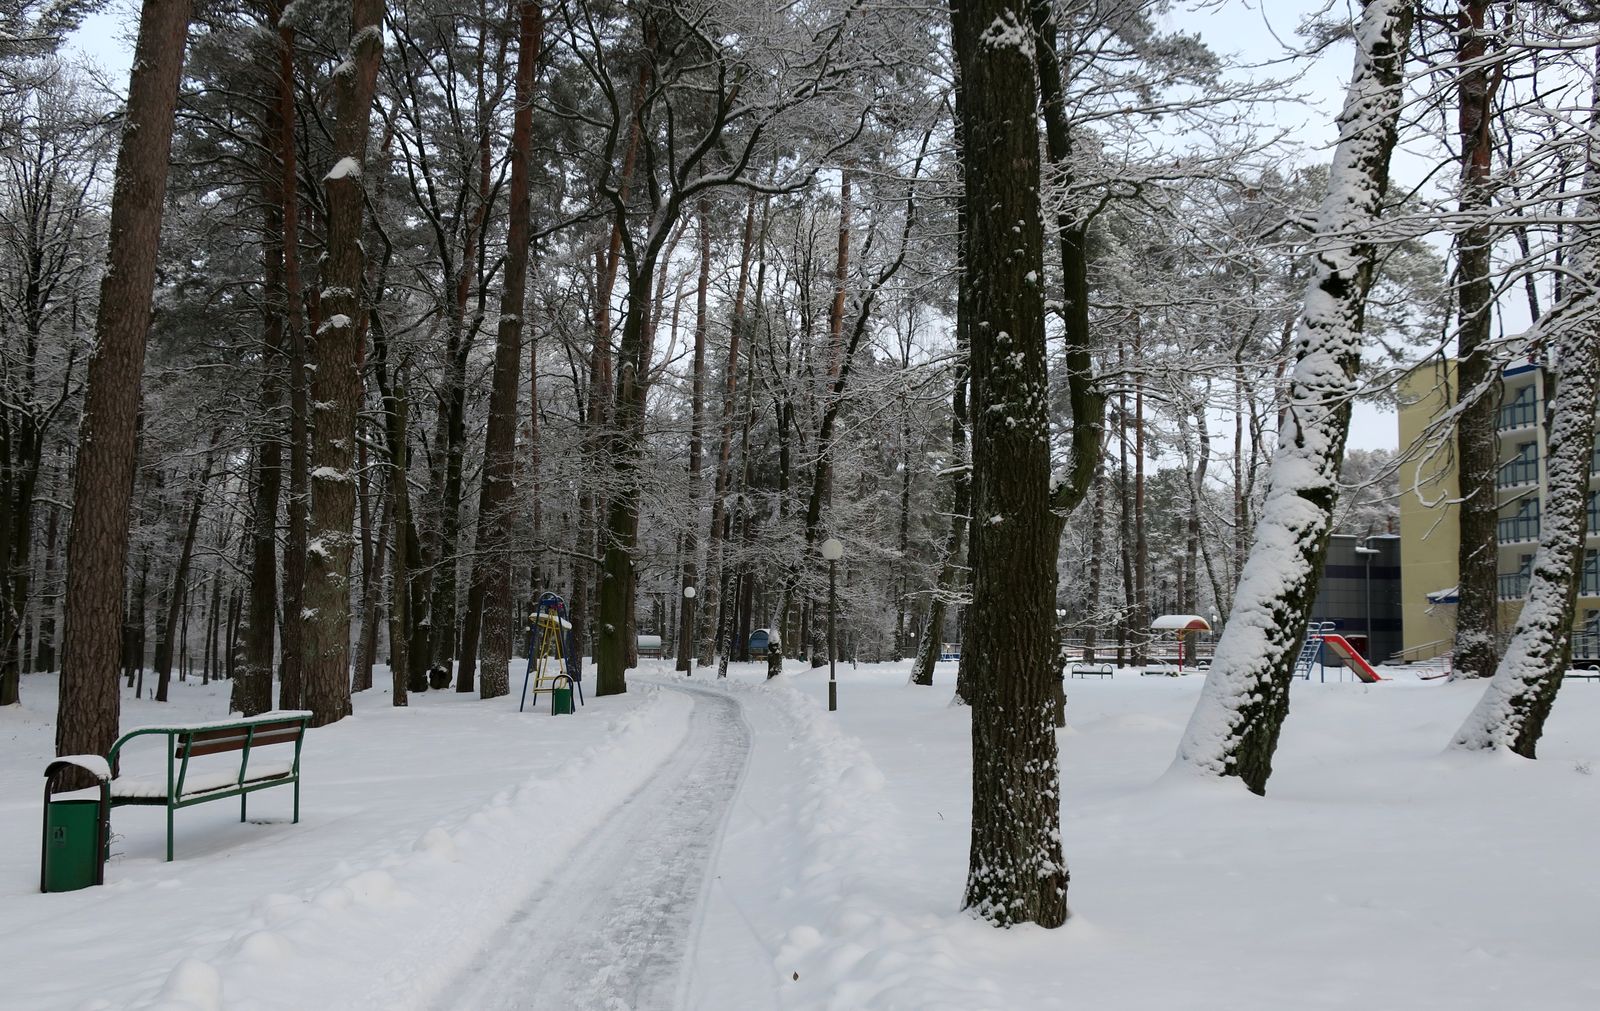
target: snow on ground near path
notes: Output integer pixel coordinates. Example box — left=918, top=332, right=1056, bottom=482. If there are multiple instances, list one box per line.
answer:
left=702, top=658, right=1600, bottom=1010
left=6, top=661, right=1600, bottom=1009
left=0, top=670, right=691, bottom=1010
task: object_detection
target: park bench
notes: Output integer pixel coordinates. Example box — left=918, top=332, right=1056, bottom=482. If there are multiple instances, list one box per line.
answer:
left=1567, top=666, right=1600, bottom=682
left=99, top=712, right=311, bottom=861
left=1070, top=662, right=1114, bottom=679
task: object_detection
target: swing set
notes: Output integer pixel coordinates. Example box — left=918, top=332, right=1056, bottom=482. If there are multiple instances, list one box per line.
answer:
left=519, top=593, right=584, bottom=713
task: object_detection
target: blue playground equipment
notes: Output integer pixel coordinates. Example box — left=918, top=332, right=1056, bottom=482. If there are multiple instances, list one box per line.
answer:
left=519, top=593, right=583, bottom=713
left=1292, top=622, right=1334, bottom=680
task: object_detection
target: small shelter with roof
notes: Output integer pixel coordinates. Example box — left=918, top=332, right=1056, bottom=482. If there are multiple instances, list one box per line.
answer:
left=1150, top=614, right=1213, bottom=671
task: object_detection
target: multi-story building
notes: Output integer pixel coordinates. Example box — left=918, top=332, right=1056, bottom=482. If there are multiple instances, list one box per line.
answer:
left=1396, top=358, right=1600, bottom=663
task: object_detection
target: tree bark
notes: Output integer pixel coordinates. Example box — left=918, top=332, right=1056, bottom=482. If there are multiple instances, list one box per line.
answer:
left=301, top=0, right=383, bottom=727
left=1451, top=0, right=1503, bottom=681
left=461, top=0, right=540, bottom=701
left=56, top=0, right=192, bottom=772
left=952, top=0, right=1068, bottom=929
left=697, top=194, right=760, bottom=665
left=1172, top=0, right=1413, bottom=795
left=676, top=202, right=712, bottom=672
left=1451, top=49, right=1600, bottom=757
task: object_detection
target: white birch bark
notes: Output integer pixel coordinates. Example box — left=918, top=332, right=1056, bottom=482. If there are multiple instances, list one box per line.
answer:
left=1172, top=0, right=1413, bottom=793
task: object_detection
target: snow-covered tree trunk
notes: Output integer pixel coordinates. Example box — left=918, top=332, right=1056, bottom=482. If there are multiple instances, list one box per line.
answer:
left=301, top=0, right=383, bottom=727
left=1172, top=0, right=1413, bottom=795
left=1452, top=54, right=1600, bottom=758
left=953, top=0, right=1068, bottom=928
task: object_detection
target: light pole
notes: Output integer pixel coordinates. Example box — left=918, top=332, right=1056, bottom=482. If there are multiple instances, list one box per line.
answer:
left=681, top=585, right=697, bottom=676
left=821, top=537, right=844, bottom=711
left=1355, top=535, right=1379, bottom=661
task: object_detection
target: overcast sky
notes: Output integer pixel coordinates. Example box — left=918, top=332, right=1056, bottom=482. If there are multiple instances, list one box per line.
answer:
left=65, top=0, right=1400, bottom=452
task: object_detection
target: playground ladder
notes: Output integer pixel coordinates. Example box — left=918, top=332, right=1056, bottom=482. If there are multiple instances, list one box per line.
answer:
left=1293, top=622, right=1336, bottom=680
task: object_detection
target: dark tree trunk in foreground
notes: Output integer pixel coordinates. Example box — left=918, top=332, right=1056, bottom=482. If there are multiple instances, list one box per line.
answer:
left=1452, top=0, right=1503, bottom=681
left=952, top=0, right=1068, bottom=929
left=462, top=0, right=540, bottom=701
left=1452, top=52, right=1600, bottom=758
left=56, top=0, right=193, bottom=771
left=1173, top=0, right=1413, bottom=795
left=301, top=0, right=383, bottom=727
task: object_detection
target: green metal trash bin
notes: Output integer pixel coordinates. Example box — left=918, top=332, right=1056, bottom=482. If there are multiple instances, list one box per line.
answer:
left=41, top=757, right=111, bottom=893
left=550, top=674, right=575, bottom=716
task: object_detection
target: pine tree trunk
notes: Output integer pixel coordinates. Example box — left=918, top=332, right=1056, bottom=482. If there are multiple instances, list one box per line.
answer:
left=1452, top=0, right=1502, bottom=681
left=277, top=15, right=310, bottom=712
left=677, top=202, right=712, bottom=671
left=1173, top=0, right=1413, bottom=795
left=235, top=205, right=285, bottom=714
left=1452, top=51, right=1600, bottom=757
left=462, top=0, right=540, bottom=701
left=56, top=0, right=193, bottom=773
left=697, top=194, right=760, bottom=666
left=301, top=0, right=382, bottom=727
left=952, top=0, right=1068, bottom=929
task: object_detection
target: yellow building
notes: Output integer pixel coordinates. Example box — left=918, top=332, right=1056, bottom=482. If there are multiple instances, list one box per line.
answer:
left=1395, top=358, right=1600, bottom=663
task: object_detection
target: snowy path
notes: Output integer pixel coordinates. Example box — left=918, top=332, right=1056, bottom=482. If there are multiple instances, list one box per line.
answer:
left=435, top=681, right=752, bottom=1011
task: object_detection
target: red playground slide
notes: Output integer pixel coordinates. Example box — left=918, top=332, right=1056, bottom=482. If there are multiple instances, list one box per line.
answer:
left=1320, top=634, right=1383, bottom=683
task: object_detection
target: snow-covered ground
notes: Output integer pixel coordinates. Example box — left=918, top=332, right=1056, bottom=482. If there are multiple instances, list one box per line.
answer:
left=3, top=660, right=1597, bottom=1009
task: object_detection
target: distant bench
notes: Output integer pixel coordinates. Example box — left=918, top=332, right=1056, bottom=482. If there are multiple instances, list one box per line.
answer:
left=1568, top=666, right=1600, bottom=682
left=99, top=712, right=311, bottom=861
left=1070, top=663, right=1114, bottom=679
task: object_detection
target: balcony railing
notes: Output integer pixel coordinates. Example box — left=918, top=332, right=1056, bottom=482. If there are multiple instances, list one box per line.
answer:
left=1498, top=572, right=1530, bottom=600
left=1497, top=399, right=1538, bottom=430
left=1498, top=515, right=1540, bottom=544
left=1497, top=458, right=1539, bottom=488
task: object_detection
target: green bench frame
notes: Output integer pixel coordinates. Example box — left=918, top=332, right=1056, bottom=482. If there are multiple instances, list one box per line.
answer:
left=103, top=712, right=311, bottom=861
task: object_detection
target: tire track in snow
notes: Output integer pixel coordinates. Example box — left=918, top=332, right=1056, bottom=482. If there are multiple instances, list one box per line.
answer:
left=430, top=680, right=752, bottom=1011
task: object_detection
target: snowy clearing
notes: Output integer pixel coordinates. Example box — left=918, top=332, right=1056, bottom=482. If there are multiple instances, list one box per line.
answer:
left=3, top=660, right=1598, bottom=1009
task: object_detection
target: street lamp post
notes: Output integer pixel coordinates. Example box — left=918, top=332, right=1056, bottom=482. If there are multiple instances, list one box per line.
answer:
left=682, top=585, right=697, bottom=676
left=821, top=537, right=844, bottom=712
left=1354, top=535, right=1380, bottom=664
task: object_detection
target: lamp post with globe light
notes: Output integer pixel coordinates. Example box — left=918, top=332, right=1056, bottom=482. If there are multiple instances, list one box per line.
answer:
left=680, top=584, right=697, bottom=675
left=821, top=537, right=844, bottom=711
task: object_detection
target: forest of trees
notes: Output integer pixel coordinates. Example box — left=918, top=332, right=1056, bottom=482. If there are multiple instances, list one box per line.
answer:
left=5, top=0, right=1600, bottom=926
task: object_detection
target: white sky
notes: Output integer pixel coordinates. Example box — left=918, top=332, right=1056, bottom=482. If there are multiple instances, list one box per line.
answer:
left=66, top=0, right=1402, bottom=451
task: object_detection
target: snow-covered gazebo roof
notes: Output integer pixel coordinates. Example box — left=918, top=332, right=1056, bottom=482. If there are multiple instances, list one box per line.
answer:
left=1150, top=614, right=1212, bottom=632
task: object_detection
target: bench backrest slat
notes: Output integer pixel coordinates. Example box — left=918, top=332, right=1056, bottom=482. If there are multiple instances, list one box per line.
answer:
left=176, top=720, right=306, bottom=759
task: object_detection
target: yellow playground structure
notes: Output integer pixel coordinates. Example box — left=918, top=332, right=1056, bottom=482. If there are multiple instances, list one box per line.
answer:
left=519, top=593, right=582, bottom=713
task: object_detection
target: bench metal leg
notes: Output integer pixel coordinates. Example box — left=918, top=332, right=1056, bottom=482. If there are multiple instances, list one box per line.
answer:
left=293, top=779, right=300, bottom=824
left=241, top=793, right=248, bottom=823
left=166, top=807, right=174, bottom=862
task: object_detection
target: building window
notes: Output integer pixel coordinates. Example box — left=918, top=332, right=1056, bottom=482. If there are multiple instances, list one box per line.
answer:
left=1584, top=550, right=1600, bottom=597
left=1498, top=496, right=1540, bottom=544
left=1498, top=442, right=1539, bottom=488
left=1591, top=491, right=1599, bottom=536
left=1497, top=384, right=1538, bottom=430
